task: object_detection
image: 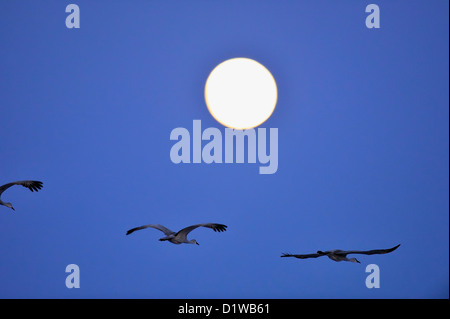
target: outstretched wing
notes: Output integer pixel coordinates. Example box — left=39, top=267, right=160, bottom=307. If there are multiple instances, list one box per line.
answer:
left=340, top=244, right=401, bottom=256
left=0, top=181, right=43, bottom=197
left=126, top=224, right=175, bottom=236
left=174, top=223, right=227, bottom=241
left=281, top=252, right=322, bottom=259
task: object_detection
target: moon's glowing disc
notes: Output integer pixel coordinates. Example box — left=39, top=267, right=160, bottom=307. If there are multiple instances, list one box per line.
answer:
left=204, top=58, right=278, bottom=130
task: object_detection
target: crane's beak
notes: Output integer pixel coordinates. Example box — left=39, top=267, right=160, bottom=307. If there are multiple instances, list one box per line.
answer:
left=11, top=207, right=15, bottom=211
left=196, top=242, right=199, bottom=245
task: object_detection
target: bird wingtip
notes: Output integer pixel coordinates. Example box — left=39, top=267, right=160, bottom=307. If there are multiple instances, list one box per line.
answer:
left=213, top=224, right=227, bottom=232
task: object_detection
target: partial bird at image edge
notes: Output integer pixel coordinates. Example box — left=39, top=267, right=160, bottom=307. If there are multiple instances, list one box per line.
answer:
left=0, top=180, right=44, bottom=211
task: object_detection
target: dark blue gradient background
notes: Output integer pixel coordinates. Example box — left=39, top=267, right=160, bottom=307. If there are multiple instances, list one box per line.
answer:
left=0, top=1, right=448, bottom=298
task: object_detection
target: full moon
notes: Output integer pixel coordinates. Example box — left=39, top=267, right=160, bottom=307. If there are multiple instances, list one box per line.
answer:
left=204, top=58, right=278, bottom=130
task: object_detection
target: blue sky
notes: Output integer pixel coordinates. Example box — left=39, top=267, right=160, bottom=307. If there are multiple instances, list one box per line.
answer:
left=0, top=1, right=448, bottom=298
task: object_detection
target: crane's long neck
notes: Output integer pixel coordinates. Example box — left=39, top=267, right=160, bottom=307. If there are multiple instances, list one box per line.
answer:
left=0, top=200, right=13, bottom=210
